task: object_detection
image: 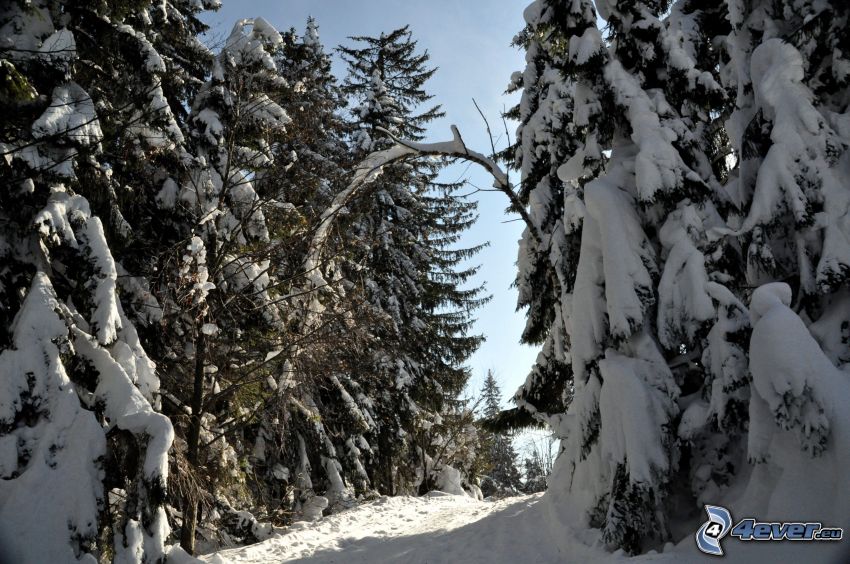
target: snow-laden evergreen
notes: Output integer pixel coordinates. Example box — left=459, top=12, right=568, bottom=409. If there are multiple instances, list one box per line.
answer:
left=338, top=27, right=487, bottom=497
left=153, top=17, right=291, bottom=553
left=0, top=1, right=192, bottom=560
left=504, top=0, right=850, bottom=556
left=271, top=18, right=375, bottom=507
left=4, top=0, right=849, bottom=561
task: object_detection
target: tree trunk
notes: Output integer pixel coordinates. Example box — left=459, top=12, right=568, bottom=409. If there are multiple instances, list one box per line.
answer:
left=180, top=330, right=207, bottom=554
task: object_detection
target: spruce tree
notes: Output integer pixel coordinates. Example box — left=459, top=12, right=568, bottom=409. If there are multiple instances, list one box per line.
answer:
left=0, top=0, right=212, bottom=559
left=338, top=26, right=486, bottom=495
left=247, top=18, right=378, bottom=517
left=273, top=17, right=350, bottom=218
left=508, top=0, right=738, bottom=553
left=507, top=0, right=850, bottom=557
left=501, top=1, right=595, bottom=433
left=479, top=371, right=522, bottom=496
left=151, top=17, right=291, bottom=553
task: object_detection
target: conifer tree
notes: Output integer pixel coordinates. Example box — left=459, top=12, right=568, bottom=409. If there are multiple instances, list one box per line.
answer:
left=273, top=17, right=350, bottom=218
left=507, top=0, right=738, bottom=553
left=0, top=0, right=214, bottom=559
left=505, top=0, right=850, bottom=556
left=151, top=17, right=291, bottom=553
left=243, top=18, right=379, bottom=518
left=501, top=1, right=594, bottom=432
left=479, top=371, right=522, bottom=496
left=338, top=26, right=487, bottom=495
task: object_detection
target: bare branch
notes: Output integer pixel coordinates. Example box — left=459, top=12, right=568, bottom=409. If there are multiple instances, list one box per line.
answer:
left=297, top=123, right=541, bottom=345
left=374, top=125, right=539, bottom=243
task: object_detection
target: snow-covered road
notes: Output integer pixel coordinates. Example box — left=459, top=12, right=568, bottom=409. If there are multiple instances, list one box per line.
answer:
left=201, top=493, right=601, bottom=564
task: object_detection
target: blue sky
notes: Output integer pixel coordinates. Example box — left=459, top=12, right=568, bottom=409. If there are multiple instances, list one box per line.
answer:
left=202, top=1, right=538, bottom=406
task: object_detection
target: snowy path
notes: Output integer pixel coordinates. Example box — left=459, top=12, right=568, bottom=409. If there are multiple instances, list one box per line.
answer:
left=200, top=492, right=847, bottom=564
left=201, top=493, right=603, bottom=564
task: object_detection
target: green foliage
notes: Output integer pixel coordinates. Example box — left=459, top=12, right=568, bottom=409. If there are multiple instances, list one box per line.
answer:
left=336, top=25, right=487, bottom=496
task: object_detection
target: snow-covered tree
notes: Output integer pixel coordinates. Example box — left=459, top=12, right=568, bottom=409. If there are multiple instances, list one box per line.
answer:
left=273, top=17, right=351, bottom=219
left=225, top=18, right=384, bottom=521
left=503, top=0, right=747, bottom=552
left=501, top=0, right=850, bottom=556
left=478, top=371, right=522, bottom=496
left=338, top=26, right=487, bottom=496
left=142, top=16, right=291, bottom=553
left=501, top=1, right=595, bottom=434
left=0, top=0, right=204, bottom=560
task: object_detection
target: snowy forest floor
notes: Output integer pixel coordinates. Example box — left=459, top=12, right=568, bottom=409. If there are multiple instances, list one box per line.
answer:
left=200, top=493, right=668, bottom=564
left=200, top=491, right=849, bottom=564
left=201, top=493, right=562, bottom=563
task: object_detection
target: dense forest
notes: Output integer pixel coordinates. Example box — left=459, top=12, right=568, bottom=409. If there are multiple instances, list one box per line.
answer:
left=1, top=0, right=850, bottom=563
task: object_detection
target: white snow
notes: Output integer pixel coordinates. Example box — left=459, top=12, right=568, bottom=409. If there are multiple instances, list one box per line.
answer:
left=569, top=27, right=603, bottom=66
left=656, top=204, right=715, bottom=348
left=663, top=6, right=723, bottom=93
left=37, top=28, right=76, bottom=69
left=200, top=490, right=836, bottom=564
left=747, top=283, right=843, bottom=458
left=303, top=18, right=322, bottom=51
left=0, top=275, right=106, bottom=564
left=603, top=60, right=693, bottom=202
left=222, top=18, right=282, bottom=73
left=598, top=346, right=677, bottom=484
left=573, top=169, right=655, bottom=351
left=201, top=494, right=596, bottom=564
left=117, top=24, right=165, bottom=73
left=157, top=178, right=179, bottom=209
left=32, top=83, right=103, bottom=147
left=180, top=236, right=215, bottom=305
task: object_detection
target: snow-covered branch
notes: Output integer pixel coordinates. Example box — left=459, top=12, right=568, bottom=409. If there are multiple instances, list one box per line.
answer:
left=303, top=125, right=539, bottom=301
left=377, top=125, right=539, bottom=243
